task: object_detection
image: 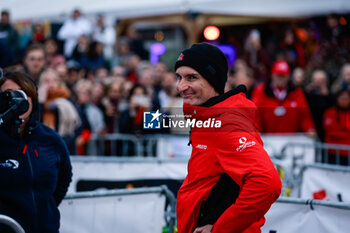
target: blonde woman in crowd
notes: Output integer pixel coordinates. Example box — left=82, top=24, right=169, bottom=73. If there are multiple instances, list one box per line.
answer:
left=38, top=68, right=81, bottom=154
left=74, top=79, right=106, bottom=155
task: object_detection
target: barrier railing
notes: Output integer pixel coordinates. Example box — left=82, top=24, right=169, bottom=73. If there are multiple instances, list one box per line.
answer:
left=276, top=142, right=350, bottom=197
left=69, top=156, right=295, bottom=198
left=314, top=142, right=350, bottom=165
left=279, top=142, right=316, bottom=182
left=261, top=133, right=316, bottom=159
left=84, top=134, right=350, bottom=200
left=0, top=215, right=25, bottom=233
left=276, top=196, right=350, bottom=209
left=61, top=186, right=350, bottom=233
left=279, top=142, right=350, bottom=166
left=61, top=186, right=176, bottom=233
left=262, top=197, right=350, bottom=233
left=87, top=133, right=191, bottom=157
left=65, top=157, right=350, bottom=232
left=88, top=133, right=144, bottom=156
left=298, top=163, right=350, bottom=202
left=88, top=134, right=350, bottom=164
left=87, top=133, right=321, bottom=158
left=68, top=156, right=188, bottom=194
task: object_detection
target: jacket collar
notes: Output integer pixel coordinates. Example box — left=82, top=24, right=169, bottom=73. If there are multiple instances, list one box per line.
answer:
left=200, top=85, right=247, bottom=107
left=183, top=85, right=247, bottom=120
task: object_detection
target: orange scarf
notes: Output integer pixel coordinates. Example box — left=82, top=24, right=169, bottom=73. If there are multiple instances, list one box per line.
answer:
left=42, top=87, right=71, bottom=130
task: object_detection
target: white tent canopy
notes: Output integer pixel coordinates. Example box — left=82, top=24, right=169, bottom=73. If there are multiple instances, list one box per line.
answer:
left=2, top=0, right=350, bottom=22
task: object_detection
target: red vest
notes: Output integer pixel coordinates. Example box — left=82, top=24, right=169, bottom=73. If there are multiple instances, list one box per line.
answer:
left=323, top=107, right=350, bottom=156
left=251, top=84, right=315, bottom=133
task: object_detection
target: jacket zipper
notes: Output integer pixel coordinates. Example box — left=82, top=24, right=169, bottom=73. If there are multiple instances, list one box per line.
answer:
left=23, top=142, right=39, bottom=230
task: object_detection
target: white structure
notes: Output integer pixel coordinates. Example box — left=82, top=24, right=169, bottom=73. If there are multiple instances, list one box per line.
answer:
left=3, top=0, right=350, bottom=22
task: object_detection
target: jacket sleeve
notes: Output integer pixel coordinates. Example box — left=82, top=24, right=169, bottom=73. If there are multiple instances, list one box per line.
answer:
left=212, top=132, right=281, bottom=233
left=53, top=138, right=73, bottom=206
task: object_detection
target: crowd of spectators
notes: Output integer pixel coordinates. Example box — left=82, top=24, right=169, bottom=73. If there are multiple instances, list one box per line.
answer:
left=1, top=8, right=350, bottom=157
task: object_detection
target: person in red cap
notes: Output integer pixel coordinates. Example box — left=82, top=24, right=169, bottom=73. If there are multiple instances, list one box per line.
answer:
left=175, top=43, right=281, bottom=233
left=251, top=60, right=316, bottom=136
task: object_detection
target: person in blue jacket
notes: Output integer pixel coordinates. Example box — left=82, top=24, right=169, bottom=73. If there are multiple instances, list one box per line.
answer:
left=0, top=71, right=72, bottom=233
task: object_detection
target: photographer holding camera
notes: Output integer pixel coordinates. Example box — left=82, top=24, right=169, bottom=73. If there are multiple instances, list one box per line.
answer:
left=0, top=71, right=72, bottom=233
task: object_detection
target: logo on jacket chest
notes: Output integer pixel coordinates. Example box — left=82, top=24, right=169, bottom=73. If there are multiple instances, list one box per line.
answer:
left=0, top=159, right=19, bottom=169
left=195, top=144, right=208, bottom=150
left=236, top=137, right=256, bottom=152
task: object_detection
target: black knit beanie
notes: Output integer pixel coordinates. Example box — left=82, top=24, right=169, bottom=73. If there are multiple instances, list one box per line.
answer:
left=174, top=43, right=228, bottom=94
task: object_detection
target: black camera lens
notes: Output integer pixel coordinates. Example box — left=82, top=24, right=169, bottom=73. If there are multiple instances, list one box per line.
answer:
left=0, top=90, right=29, bottom=125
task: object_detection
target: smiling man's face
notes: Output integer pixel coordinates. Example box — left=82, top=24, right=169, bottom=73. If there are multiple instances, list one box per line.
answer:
left=176, top=66, right=218, bottom=106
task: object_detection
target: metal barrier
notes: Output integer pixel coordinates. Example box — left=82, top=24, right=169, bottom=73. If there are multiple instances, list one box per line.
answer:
left=276, top=142, right=350, bottom=197
left=84, top=134, right=350, bottom=199
left=279, top=142, right=350, bottom=166
left=88, top=133, right=319, bottom=158
left=314, top=142, right=350, bottom=165
left=298, top=163, right=350, bottom=202
left=277, top=196, right=350, bottom=209
left=88, top=134, right=350, bottom=163
left=61, top=186, right=176, bottom=233
left=262, top=197, right=350, bottom=233
left=87, top=133, right=191, bottom=157
left=68, top=156, right=188, bottom=194
left=0, top=215, right=25, bottom=233
left=279, top=142, right=316, bottom=181
left=88, top=133, right=143, bottom=156
left=261, top=133, right=316, bottom=158
left=143, top=134, right=191, bottom=158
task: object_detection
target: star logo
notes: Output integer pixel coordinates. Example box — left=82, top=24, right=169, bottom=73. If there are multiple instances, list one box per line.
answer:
left=151, top=109, right=162, bottom=122
left=143, top=110, right=162, bottom=129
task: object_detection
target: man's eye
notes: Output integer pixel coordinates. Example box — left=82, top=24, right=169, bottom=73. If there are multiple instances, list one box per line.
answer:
left=176, top=75, right=182, bottom=81
left=188, top=75, right=197, bottom=81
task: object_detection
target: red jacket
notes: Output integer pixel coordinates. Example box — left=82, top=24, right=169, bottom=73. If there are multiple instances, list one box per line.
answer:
left=251, top=84, right=315, bottom=133
left=177, top=90, right=281, bottom=233
left=323, top=107, right=350, bottom=154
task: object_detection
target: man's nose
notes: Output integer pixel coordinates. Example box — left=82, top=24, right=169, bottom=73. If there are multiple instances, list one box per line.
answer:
left=177, top=79, right=188, bottom=93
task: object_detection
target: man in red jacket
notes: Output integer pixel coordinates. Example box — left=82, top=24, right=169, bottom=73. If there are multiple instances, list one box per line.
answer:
left=175, top=43, right=282, bottom=233
left=251, top=60, right=316, bottom=136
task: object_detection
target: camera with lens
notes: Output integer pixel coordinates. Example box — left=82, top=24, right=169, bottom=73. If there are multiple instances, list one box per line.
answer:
left=0, top=90, right=29, bottom=126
